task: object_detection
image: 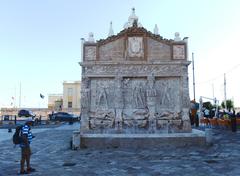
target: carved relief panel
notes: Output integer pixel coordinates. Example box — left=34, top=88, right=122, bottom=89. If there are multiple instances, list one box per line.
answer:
left=84, top=46, right=96, bottom=61
left=173, top=45, right=185, bottom=59
left=127, top=37, right=144, bottom=58
left=122, top=78, right=147, bottom=109
left=155, top=77, right=181, bottom=112
left=90, top=78, right=115, bottom=111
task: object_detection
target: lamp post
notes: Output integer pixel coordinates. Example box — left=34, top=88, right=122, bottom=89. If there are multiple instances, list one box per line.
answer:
left=192, top=52, right=196, bottom=101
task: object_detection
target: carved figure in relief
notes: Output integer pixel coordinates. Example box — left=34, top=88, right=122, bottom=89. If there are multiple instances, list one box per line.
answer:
left=81, top=77, right=90, bottom=109
left=81, top=89, right=90, bottom=109
left=89, top=111, right=115, bottom=129
left=146, top=76, right=157, bottom=130
left=147, top=77, right=157, bottom=97
left=133, top=107, right=149, bottom=128
left=155, top=111, right=181, bottom=120
left=96, top=87, right=108, bottom=109
left=161, top=82, right=171, bottom=105
left=115, top=76, right=123, bottom=109
left=133, top=83, right=145, bottom=108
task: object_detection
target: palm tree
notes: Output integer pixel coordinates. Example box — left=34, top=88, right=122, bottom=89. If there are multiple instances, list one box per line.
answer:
left=221, top=99, right=234, bottom=112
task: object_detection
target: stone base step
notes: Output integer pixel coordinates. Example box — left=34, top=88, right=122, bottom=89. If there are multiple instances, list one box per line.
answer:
left=80, top=129, right=206, bottom=148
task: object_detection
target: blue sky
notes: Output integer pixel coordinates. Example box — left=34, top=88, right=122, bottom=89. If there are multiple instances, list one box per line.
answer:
left=1, top=0, right=240, bottom=108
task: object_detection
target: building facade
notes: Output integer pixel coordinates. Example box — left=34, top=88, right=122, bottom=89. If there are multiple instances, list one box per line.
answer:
left=48, top=94, right=63, bottom=110
left=79, top=8, right=192, bottom=135
left=63, top=81, right=81, bottom=111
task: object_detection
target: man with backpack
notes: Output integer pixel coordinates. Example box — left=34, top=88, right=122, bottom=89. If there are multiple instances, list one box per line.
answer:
left=19, top=119, right=36, bottom=174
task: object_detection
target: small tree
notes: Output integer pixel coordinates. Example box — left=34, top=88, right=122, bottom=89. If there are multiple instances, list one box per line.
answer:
left=203, top=101, right=213, bottom=110
left=221, top=99, right=234, bottom=112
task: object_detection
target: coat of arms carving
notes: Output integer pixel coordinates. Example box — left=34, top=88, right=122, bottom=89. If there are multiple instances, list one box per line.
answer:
left=128, top=37, right=144, bottom=57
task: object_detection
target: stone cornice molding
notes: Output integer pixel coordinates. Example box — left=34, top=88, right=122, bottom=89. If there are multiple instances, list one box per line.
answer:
left=96, top=26, right=173, bottom=46
left=79, top=60, right=191, bottom=66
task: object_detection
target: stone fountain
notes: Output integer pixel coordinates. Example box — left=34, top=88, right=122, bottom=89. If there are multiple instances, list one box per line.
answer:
left=78, top=9, right=205, bottom=148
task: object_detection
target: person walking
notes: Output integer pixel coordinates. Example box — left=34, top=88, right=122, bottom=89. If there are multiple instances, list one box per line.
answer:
left=19, top=119, right=36, bottom=174
left=231, top=110, right=237, bottom=132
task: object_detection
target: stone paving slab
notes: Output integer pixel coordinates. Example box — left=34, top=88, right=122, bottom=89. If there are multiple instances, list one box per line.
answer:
left=0, top=126, right=240, bottom=176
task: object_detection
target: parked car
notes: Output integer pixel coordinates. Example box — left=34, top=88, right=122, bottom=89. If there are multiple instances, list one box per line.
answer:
left=17, top=109, right=39, bottom=125
left=51, top=112, right=79, bottom=122
left=18, top=109, right=35, bottom=117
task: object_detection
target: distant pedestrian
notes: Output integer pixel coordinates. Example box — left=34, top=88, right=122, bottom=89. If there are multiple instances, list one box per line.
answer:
left=39, top=115, right=42, bottom=125
left=204, top=108, right=210, bottom=118
left=19, top=119, right=36, bottom=174
left=14, top=115, right=17, bottom=125
left=231, top=110, right=237, bottom=132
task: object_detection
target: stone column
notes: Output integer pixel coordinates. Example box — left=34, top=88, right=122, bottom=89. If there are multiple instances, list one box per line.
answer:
left=147, top=75, right=157, bottom=131
left=114, top=76, right=123, bottom=130
left=181, top=66, right=191, bottom=132
left=80, top=76, right=90, bottom=133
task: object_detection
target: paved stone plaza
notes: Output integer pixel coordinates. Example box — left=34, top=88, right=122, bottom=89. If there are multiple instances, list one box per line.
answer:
left=0, top=123, right=239, bottom=176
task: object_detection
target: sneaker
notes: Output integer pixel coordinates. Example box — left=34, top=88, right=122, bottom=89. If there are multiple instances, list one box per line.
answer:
left=19, top=170, right=28, bottom=174
left=27, top=167, right=36, bottom=172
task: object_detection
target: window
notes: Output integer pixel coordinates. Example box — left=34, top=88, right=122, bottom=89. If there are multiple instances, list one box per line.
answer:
left=68, top=88, right=73, bottom=96
left=68, top=102, right=72, bottom=108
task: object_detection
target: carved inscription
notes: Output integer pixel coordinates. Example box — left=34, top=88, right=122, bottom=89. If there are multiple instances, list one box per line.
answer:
left=173, top=45, right=185, bottom=59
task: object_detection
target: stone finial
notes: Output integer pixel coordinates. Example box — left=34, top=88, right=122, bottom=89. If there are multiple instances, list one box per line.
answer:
left=88, top=32, right=95, bottom=43
left=153, top=24, right=159, bottom=35
left=174, top=32, right=181, bottom=41
left=124, top=8, right=142, bottom=29
left=108, top=21, right=114, bottom=37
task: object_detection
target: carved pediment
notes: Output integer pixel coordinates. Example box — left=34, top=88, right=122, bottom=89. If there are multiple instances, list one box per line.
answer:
left=84, top=26, right=186, bottom=62
left=97, top=26, right=172, bottom=46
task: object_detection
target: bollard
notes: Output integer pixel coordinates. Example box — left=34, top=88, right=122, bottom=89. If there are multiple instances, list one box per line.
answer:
left=72, top=131, right=81, bottom=150
left=205, top=128, right=213, bottom=145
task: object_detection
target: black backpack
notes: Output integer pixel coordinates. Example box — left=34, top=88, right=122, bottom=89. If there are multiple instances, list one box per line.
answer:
left=13, top=125, right=23, bottom=145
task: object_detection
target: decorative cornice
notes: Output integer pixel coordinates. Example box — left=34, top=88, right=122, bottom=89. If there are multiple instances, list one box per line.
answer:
left=97, top=26, right=173, bottom=46
left=80, top=60, right=191, bottom=67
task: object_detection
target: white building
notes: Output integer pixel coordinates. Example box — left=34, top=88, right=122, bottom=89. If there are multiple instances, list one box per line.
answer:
left=63, top=81, right=81, bottom=111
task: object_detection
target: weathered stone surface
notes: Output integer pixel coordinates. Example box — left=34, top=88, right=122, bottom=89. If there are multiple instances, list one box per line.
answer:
left=80, top=25, right=191, bottom=137
left=83, top=64, right=187, bottom=77
left=99, top=38, right=125, bottom=61
left=147, top=38, right=171, bottom=61
left=173, top=44, right=185, bottom=59
left=84, top=46, right=96, bottom=61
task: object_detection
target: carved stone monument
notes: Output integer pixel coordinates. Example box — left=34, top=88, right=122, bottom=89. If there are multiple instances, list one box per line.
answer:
left=79, top=9, right=205, bottom=148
